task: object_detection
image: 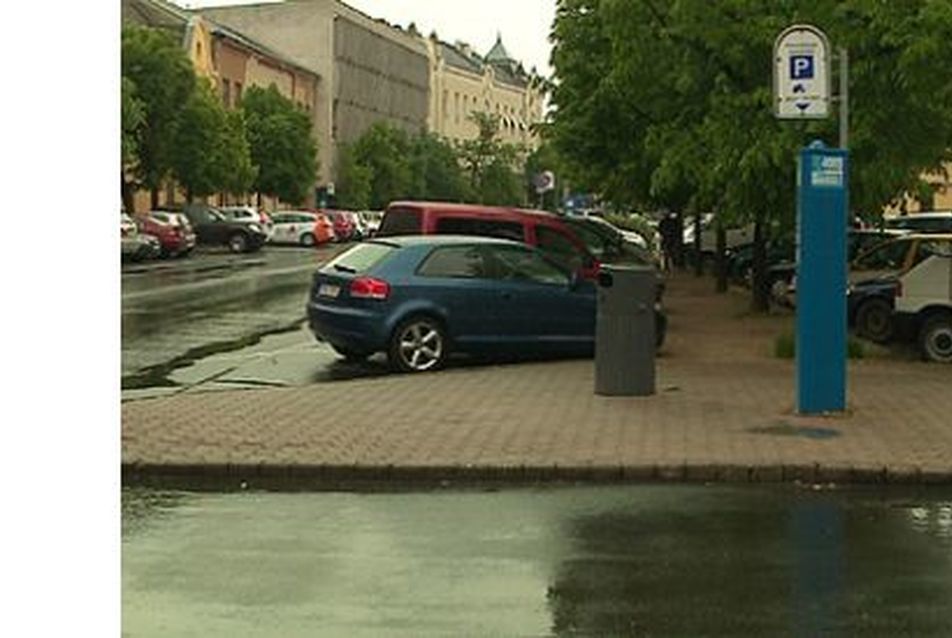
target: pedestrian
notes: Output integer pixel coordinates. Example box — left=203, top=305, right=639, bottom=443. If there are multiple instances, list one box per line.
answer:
left=658, top=212, right=678, bottom=272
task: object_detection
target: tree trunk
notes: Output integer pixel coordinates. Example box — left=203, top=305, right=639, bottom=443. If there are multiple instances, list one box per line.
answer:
left=673, top=212, right=685, bottom=269
left=150, top=186, right=159, bottom=210
left=693, top=214, right=703, bottom=277
left=751, top=211, right=769, bottom=312
left=715, top=221, right=728, bottom=293
left=121, top=173, right=134, bottom=214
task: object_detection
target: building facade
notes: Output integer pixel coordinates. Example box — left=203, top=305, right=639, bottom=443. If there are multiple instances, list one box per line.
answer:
left=122, top=0, right=322, bottom=211
left=424, top=34, right=544, bottom=150
left=200, top=0, right=430, bottom=186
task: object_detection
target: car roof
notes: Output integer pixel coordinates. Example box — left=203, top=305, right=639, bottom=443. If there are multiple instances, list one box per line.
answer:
left=388, top=201, right=557, bottom=220
left=370, top=234, right=526, bottom=248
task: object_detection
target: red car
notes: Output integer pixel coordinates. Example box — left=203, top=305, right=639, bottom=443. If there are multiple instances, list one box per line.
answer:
left=320, top=209, right=357, bottom=242
left=139, top=211, right=197, bottom=257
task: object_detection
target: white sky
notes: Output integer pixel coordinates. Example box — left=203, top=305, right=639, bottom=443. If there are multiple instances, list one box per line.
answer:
left=175, top=0, right=557, bottom=77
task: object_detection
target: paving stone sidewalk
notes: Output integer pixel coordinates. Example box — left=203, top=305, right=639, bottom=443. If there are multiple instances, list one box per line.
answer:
left=122, top=273, right=952, bottom=486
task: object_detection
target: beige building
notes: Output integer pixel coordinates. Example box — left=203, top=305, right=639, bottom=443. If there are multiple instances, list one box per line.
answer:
left=200, top=0, right=431, bottom=185
left=424, top=34, right=544, bottom=149
left=122, top=0, right=323, bottom=211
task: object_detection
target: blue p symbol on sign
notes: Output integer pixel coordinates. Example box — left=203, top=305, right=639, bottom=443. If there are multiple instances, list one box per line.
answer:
left=791, top=55, right=814, bottom=80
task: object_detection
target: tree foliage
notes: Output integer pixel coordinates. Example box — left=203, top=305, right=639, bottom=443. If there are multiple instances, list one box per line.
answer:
left=121, top=76, right=145, bottom=170
left=458, top=113, right=525, bottom=205
left=172, top=80, right=255, bottom=201
left=242, top=85, right=319, bottom=205
left=121, top=25, right=197, bottom=201
left=548, top=0, right=952, bottom=309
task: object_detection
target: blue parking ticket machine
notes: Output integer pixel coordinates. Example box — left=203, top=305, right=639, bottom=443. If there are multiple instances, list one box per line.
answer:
left=796, top=141, right=848, bottom=414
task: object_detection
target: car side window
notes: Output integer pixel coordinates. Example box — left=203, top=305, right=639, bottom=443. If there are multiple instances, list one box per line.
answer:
left=854, top=240, right=910, bottom=271
left=435, top=217, right=525, bottom=242
left=487, top=245, right=570, bottom=285
left=535, top=226, right=586, bottom=272
left=417, top=246, right=489, bottom=279
left=378, top=208, right=422, bottom=236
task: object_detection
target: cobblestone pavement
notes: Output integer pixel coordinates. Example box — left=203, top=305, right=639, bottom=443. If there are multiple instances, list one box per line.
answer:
left=122, top=273, right=952, bottom=485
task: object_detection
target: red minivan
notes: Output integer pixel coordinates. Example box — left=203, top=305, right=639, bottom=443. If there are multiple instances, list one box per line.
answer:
left=377, top=202, right=601, bottom=279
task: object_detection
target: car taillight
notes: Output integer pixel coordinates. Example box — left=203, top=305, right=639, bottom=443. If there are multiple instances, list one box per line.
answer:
left=350, top=277, right=390, bottom=300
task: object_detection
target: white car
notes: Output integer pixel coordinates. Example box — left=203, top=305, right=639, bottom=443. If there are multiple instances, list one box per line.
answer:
left=683, top=213, right=754, bottom=253
left=219, top=206, right=274, bottom=237
left=269, top=211, right=331, bottom=246
left=892, top=235, right=952, bottom=362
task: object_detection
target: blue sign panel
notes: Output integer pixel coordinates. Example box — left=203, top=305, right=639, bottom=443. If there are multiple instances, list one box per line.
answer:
left=790, top=55, right=815, bottom=80
left=796, top=141, right=849, bottom=414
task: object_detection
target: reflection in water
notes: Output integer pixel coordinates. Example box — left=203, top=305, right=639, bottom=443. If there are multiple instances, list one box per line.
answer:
left=546, top=490, right=952, bottom=636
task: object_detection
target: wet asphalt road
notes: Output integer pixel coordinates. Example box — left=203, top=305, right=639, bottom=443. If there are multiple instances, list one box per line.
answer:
left=122, top=484, right=952, bottom=637
left=121, top=244, right=353, bottom=397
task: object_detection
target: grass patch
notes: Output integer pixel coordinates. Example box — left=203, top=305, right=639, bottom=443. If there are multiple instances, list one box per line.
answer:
left=773, top=331, right=866, bottom=359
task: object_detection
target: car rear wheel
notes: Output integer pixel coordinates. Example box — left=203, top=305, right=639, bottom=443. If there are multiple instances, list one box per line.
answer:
left=300, top=232, right=317, bottom=247
left=228, top=233, right=248, bottom=253
left=919, top=313, right=952, bottom=363
left=389, top=316, right=447, bottom=373
left=855, top=298, right=895, bottom=343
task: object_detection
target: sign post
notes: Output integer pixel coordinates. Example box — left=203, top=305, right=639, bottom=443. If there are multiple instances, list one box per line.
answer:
left=774, top=24, right=849, bottom=414
left=774, top=25, right=832, bottom=120
left=796, top=141, right=848, bottom=413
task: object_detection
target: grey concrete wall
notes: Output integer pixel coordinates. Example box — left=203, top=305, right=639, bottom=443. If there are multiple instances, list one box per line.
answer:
left=200, top=0, right=430, bottom=187
left=332, top=16, right=429, bottom=146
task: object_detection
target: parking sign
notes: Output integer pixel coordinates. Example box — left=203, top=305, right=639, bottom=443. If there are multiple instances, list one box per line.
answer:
left=774, top=25, right=831, bottom=119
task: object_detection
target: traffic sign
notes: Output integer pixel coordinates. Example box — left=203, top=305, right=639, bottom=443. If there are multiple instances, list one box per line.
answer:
left=533, top=170, right=555, bottom=194
left=774, top=25, right=831, bottom=120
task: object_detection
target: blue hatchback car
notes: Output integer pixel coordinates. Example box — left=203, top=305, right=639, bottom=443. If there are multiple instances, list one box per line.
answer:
left=307, top=236, right=601, bottom=372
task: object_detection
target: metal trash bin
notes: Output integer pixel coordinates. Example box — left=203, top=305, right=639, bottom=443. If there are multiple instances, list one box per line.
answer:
left=594, top=265, right=656, bottom=396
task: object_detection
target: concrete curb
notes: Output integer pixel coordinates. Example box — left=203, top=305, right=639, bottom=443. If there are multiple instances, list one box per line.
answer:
left=121, top=461, right=952, bottom=491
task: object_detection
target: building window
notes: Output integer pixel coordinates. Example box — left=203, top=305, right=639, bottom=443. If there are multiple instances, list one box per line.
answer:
left=442, top=90, right=448, bottom=120
left=235, top=81, right=243, bottom=105
left=454, top=92, right=460, bottom=124
left=221, top=79, right=231, bottom=107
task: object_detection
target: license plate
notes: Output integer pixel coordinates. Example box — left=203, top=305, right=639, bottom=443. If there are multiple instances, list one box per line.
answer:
left=318, top=284, right=340, bottom=298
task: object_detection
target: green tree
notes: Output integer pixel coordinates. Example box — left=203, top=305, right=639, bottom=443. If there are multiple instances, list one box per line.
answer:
left=121, top=76, right=146, bottom=212
left=336, top=144, right=373, bottom=209
left=549, top=0, right=952, bottom=311
left=458, top=112, right=524, bottom=206
left=408, top=132, right=472, bottom=202
left=121, top=25, right=196, bottom=208
left=242, top=85, right=319, bottom=205
left=348, top=122, right=413, bottom=209
left=171, top=80, right=237, bottom=201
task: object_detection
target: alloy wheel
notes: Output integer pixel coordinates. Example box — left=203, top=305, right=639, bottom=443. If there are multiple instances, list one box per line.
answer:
left=395, top=320, right=444, bottom=372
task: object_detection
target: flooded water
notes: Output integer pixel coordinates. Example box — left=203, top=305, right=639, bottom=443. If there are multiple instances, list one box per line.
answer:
left=122, top=485, right=952, bottom=636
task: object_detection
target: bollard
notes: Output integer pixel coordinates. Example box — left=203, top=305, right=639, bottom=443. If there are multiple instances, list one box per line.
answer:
left=594, top=265, right=656, bottom=396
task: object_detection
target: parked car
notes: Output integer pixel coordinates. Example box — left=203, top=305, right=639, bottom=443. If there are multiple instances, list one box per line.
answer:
left=121, top=213, right=161, bottom=262
left=308, top=236, right=613, bottom=371
left=683, top=213, right=755, bottom=254
left=139, top=211, right=196, bottom=257
left=176, top=204, right=268, bottom=253
left=378, top=201, right=667, bottom=345
left=847, top=276, right=900, bottom=344
left=219, top=205, right=274, bottom=238
left=269, top=211, right=336, bottom=246
left=885, top=211, right=952, bottom=234
left=321, top=209, right=357, bottom=242
left=891, top=237, right=952, bottom=362
left=782, top=233, right=952, bottom=315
